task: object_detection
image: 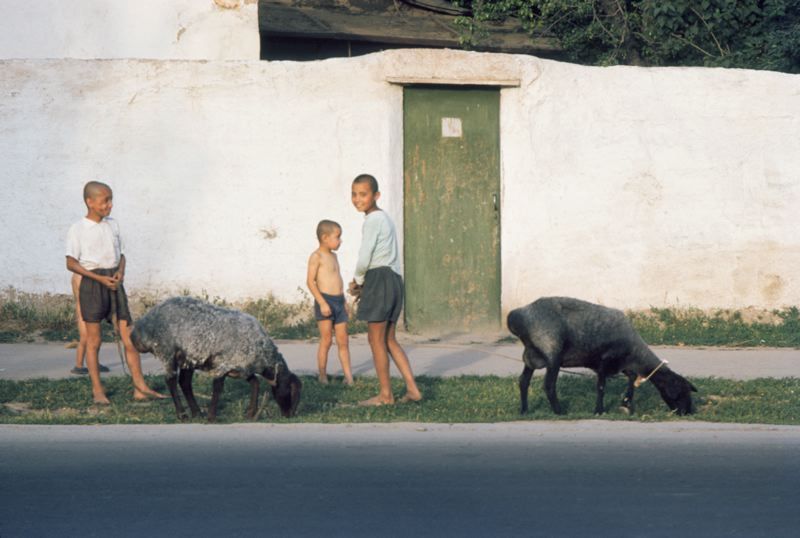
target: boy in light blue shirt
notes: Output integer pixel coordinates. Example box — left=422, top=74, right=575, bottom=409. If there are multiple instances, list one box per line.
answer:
left=349, top=174, right=422, bottom=406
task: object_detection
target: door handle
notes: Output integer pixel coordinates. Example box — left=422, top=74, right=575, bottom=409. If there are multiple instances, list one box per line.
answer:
left=492, top=193, right=498, bottom=211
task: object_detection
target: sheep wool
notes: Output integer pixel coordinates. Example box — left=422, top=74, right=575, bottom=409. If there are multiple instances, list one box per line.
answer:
left=132, top=296, right=286, bottom=379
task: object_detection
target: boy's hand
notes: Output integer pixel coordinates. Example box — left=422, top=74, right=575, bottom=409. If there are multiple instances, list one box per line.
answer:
left=348, top=280, right=362, bottom=302
left=113, top=270, right=125, bottom=283
left=98, top=275, right=119, bottom=290
left=320, top=302, right=332, bottom=317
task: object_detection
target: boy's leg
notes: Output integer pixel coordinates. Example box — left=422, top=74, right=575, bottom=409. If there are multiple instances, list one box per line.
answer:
left=84, top=322, right=109, bottom=404
left=119, top=320, right=167, bottom=400
left=317, top=320, right=333, bottom=384
left=360, top=321, right=394, bottom=406
left=71, top=275, right=88, bottom=371
left=333, top=322, right=353, bottom=385
left=386, top=322, right=422, bottom=402
left=75, top=312, right=87, bottom=369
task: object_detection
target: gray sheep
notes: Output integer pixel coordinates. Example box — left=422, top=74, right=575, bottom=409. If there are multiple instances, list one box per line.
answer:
left=131, top=296, right=301, bottom=422
left=507, top=297, right=696, bottom=415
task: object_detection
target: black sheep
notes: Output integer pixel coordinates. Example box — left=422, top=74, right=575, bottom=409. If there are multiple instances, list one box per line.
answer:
left=507, top=297, right=697, bottom=415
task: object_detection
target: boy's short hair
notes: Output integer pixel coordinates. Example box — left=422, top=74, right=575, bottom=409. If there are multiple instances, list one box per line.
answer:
left=352, top=174, right=379, bottom=194
left=316, top=219, right=341, bottom=241
left=83, top=180, right=111, bottom=201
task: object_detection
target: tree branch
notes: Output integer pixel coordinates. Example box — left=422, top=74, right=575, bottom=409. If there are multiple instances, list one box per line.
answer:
left=690, top=7, right=726, bottom=57
left=670, top=32, right=715, bottom=57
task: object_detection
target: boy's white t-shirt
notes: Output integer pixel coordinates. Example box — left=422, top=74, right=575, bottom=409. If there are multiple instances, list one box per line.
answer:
left=65, top=217, right=124, bottom=271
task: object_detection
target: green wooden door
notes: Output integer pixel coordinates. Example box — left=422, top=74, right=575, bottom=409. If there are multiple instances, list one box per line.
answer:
left=403, top=86, right=501, bottom=332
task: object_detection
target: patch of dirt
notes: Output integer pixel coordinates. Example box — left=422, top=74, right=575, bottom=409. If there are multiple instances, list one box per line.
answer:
left=51, top=407, right=83, bottom=418
left=3, top=402, right=32, bottom=415
left=85, top=406, right=112, bottom=416
left=2, top=402, right=110, bottom=418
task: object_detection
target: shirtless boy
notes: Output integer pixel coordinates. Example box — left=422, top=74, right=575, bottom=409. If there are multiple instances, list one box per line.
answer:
left=306, top=220, right=353, bottom=385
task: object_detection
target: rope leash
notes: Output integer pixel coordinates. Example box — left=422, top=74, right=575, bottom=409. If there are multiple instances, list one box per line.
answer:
left=403, top=342, right=596, bottom=378
left=634, top=359, right=668, bottom=388
left=254, top=389, right=272, bottom=421
left=253, top=371, right=281, bottom=420
left=109, top=288, right=129, bottom=376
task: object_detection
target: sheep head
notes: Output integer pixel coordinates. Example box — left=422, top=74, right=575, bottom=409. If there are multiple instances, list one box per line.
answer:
left=129, top=323, right=152, bottom=354
left=265, top=361, right=302, bottom=418
left=651, top=369, right=697, bottom=415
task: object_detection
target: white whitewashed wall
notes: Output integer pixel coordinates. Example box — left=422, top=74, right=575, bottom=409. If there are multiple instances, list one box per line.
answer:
left=0, top=2, right=798, bottom=311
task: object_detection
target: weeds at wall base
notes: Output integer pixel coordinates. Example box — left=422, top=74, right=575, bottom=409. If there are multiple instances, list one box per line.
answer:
left=0, top=287, right=366, bottom=343
left=1, top=287, right=798, bottom=346
left=629, top=306, right=800, bottom=347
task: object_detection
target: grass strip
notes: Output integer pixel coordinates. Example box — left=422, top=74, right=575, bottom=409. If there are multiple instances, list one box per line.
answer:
left=3, top=288, right=799, bottom=346
left=1, top=375, right=798, bottom=426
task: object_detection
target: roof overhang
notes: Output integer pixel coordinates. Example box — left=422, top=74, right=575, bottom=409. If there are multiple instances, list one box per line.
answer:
left=258, top=0, right=561, bottom=56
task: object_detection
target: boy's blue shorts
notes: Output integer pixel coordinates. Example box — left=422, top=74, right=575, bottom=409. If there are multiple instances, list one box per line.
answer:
left=314, top=293, right=349, bottom=325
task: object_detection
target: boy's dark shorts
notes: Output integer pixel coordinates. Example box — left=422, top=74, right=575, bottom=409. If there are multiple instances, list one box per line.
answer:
left=356, top=266, right=404, bottom=323
left=314, top=293, right=349, bottom=325
left=79, top=268, right=132, bottom=324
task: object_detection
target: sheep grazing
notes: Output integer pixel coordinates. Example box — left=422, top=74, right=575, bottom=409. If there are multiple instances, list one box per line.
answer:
left=130, top=296, right=301, bottom=422
left=507, top=297, right=697, bottom=416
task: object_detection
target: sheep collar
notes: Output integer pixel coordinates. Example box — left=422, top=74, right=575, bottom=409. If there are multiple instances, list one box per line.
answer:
left=634, top=360, right=669, bottom=388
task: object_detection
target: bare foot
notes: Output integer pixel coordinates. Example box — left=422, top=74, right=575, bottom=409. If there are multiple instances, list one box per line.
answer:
left=400, top=393, right=422, bottom=403
left=399, top=392, right=422, bottom=403
left=344, top=377, right=354, bottom=386
left=318, top=375, right=329, bottom=385
left=133, top=388, right=168, bottom=401
left=358, top=395, right=394, bottom=407
left=92, top=396, right=111, bottom=406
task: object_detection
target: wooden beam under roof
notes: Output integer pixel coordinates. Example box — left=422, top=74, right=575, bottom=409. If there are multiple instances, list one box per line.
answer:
left=258, top=0, right=561, bottom=56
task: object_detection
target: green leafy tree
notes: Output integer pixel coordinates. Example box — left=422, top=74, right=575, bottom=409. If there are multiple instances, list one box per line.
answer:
left=454, top=0, right=800, bottom=72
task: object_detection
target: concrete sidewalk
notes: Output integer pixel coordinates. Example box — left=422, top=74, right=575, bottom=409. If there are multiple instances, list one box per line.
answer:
left=1, top=336, right=798, bottom=381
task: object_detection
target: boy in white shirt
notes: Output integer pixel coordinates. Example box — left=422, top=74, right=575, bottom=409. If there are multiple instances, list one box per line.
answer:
left=349, top=174, right=422, bottom=406
left=66, top=181, right=165, bottom=405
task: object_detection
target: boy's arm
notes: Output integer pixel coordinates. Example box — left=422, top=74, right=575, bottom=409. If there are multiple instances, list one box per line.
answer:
left=306, top=252, right=331, bottom=317
left=353, top=217, right=379, bottom=285
left=114, top=255, right=126, bottom=282
left=66, top=256, right=119, bottom=290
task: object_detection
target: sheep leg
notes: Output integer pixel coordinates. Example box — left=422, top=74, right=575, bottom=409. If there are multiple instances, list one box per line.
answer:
left=178, top=368, right=203, bottom=418
left=519, top=365, right=534, bottom=414
left=620, top=370, right=636, bottom=415
left=207, top=376, right=226, bottom=423
left=165, top=374, right=188, bottom=421
left=245, top=375, right=260, bottom=420
left=543, top=363, right=563, bottom=415
left=594, top=370, right=607, bottom=415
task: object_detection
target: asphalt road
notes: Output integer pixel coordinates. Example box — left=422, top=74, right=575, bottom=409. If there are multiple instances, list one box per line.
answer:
left=1, top=422, right=798, bottom=537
